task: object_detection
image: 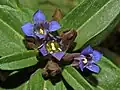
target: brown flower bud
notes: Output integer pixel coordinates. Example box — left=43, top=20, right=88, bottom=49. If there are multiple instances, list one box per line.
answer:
left=52, top=8, right=63, bottom=21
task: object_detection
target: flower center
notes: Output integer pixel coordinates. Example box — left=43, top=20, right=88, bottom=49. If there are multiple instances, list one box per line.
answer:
left=82, top=58, right=88, bottom=64
left=46, top=40, right=62, bottom=54
left=34, top=24, right=45, bottom=35
left=82, top=54, right=92, bottom=64
left=86, top=54, right=92, bottom=60
left=39, top=28, right=44, bottom=34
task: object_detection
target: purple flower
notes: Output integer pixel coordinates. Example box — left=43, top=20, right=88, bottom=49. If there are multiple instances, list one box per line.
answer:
left=73, top=46, right=102, bottom=73
left=21, top=10, right=61, bottom=39
left=39, top=37, right=65, bottom=61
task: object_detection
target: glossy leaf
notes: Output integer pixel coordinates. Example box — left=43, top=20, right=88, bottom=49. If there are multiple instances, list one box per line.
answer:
left=62, top=66, right=94, bottom=90
left=63, top=56, right=120, bottom=89
left=0, top=0, right=18, bottom=8
left=61, top=0, right=120, bottom=50
left=61, top=0, right=120, bottom=89
left=0, top=1, right=37, bottom=70
left=19, top=0, right=78, bottom=20
left=0, top=14, right=25, bottom=56
left=28, top=69, right=46, bottom=90
left=28, top=69, right=67, bottom=90
left=87, top=13, right=120, bottom=47
left=0, top=4, right=34, bottom=56
left=0, top=50, right=38, bottom=70
left=95, top=56, right=120, bottom=89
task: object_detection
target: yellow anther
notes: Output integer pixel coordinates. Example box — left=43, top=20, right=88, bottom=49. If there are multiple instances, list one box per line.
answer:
left=58, top=48, right=62, bottom=51
left=39, top=28, right=44, bottom=34
left=46, top=40, right=62, bottom=54
left=50, top=51, right=53, bottom=54
left=83, top=58, right=88, bottom=64
left=51, top=43, right=56, bottom=51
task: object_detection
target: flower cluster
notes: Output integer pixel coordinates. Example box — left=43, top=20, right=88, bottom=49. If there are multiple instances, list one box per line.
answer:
left=22, top=10, right=64, bottom=61
left=21, top=10, right=102, bottom=77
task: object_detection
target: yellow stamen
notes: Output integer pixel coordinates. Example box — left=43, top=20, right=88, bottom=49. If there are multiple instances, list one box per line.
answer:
left=51, top=43, right=56, bottom=50
left=50, top=51, right=53, bottom=54
left=46, top=40, right=62, bottom=54
left=58, top=48, right=62, bottom=51
left=83, top=58, right=88, bottom=64
left=39, top=28, right=44, bottom=34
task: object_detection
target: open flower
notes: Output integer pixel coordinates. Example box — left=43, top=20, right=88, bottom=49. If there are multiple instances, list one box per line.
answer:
left=72, top=46, right=102, bottom=73
left=39, top=30, right=77, bottom=61
left=39, top=37, right=65, bottom=61
left=21, top=10, right=61, bottom=39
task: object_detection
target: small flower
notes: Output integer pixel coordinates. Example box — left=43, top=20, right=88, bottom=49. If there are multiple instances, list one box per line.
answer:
left=39, top=36, right=65, bottom=61
left=21, top=10, right=61, bottom=39
left=73, top=46, right=102, bottom=73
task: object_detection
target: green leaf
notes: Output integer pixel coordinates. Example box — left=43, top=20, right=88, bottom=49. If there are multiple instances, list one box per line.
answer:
left=62, top=56, right=120, bottom=89
left=95, top=56, right=120, bottom=89
left=0, top=4, right=34, bottom=56
left=28, top=69, right=45, bottom=90
left=19, top=0, right=78, bottom=20
left=0, top=2, right=37, bottom=70
left=87, top=13, right=120, bottom=47
left=0, top=12, right=25, bottom=56
left=0, top=4, right=33, bottom=36
left=0, top=50, right=38, bottom=70
left=61, top=0, right=120, bottom=50
left=0, top=0, right=18, bottom=8
left=62, top=66, right=94, bottom=90
left=61, top=0, right=120, bottom=89
left=28, top=69, right=67, bottom=90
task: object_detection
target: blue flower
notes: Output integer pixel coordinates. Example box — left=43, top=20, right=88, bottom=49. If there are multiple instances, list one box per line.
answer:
left=21, top=10, right=61, bottom=39
left=73, top=46, right=102, bottom=73
left=39, top=36, right=65, bottom=61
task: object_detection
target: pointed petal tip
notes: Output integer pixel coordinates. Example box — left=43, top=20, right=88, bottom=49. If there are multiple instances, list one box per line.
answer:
left=93, top=50, right=102, bottom=62
left=52, top=52, right=65, bottom=61
left=79, top=60, right=84, bottom=71
left=49, top=21, right=61, bottom=32
left=86, top=64, right=100, bottom=73
left=33, top=10, right=46, bottom=24
left=39, top=45, right=48, bottom=56
left=81, top=45, right=93, bottom=55
left=21, top=22, right=34, bottom=37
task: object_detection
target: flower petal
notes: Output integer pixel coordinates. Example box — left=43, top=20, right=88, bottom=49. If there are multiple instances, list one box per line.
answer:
left=21, top=23, right=34, bottom=37
left=80, top=55, right=86, bottom=60
left=81, top=45, right=93, bottom=55
left=36, top=33, right=45, bottom=39
left=79, top=60, right=84, bottom=71
left=86, top=64, right=100, bottom=73
left=39, top=45, right=48, bottom=56
left=49, top=21, right=61, bottom=32
left=52, top=52, right=65, bottom=61
left=33, top=10, right=46, bottom=24
left=43, top=22, right=49, bottom=30
left=92, top=50, right=102, bottom=62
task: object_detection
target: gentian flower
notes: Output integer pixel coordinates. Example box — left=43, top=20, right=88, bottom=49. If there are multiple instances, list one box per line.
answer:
left=73, top=46, right=102, bottom=73
left=39, top=36, right=65, bottom=61
left=21, top=10, right=61, bottom=39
